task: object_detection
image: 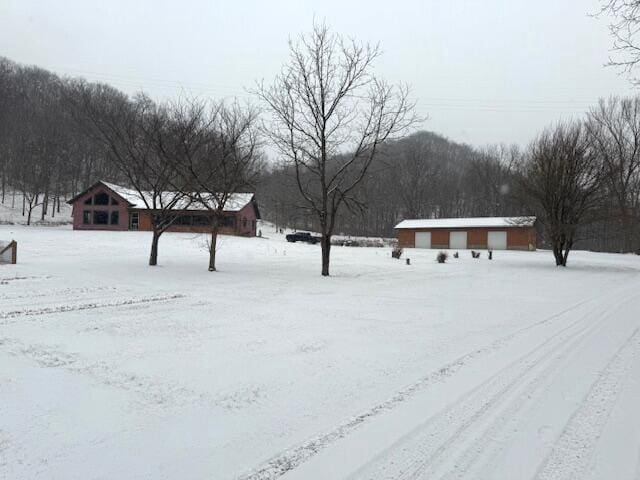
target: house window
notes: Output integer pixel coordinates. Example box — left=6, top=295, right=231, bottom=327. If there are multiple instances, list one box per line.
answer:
left=193, top=215, right=213, bottom=227
left=110, top=211, right=119, bottom=225
left=175, top=214, right=193, bottom=226
left=219, top=216, right=235, bottom=227
left=83, top=210, right=91, bottom=224
left=129, top=212, right=139, bottom=230
left=111, top=197, right=119, bottom=205
left=94, top=192, right=110, bottom=205
left=93, top=210, right=109, bottom=225
left=84, top=197, right=92, bottom=205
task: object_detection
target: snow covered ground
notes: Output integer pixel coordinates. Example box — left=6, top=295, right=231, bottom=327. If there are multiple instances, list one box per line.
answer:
left=0, top=193, right=72, bottom=226
left=1, top=224, right=639, bottom=480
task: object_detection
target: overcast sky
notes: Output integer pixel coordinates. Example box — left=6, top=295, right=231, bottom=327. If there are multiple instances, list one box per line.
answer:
left=0, top=0, right=635, bottom=150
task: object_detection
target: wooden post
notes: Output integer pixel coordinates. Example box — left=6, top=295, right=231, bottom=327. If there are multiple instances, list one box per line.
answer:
left=0, top=240, right=17, bottom=264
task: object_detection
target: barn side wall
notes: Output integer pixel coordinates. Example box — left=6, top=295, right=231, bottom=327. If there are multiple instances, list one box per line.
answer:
left=396, top=226, right=536, bottom=250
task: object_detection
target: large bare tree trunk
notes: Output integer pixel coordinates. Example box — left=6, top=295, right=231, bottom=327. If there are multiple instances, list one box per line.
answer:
left=149, top=230, right=160, bottom=266
left=552, top=236, right=571, bottom=267
left=562, top=239, right=573, bottom=266
left=321, top=232, right=331, bottom=276
left=208, top=228, right=218, bottom=271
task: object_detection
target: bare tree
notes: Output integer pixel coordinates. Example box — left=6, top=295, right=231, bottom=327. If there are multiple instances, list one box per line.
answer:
left=587, top=96, right=640, bottom=252
left=599, top=1, right=640, bottom=79
left=69, top=82, right=189, bottom=266
left=0, top=58, right=12, bottom=203
left=518, top=122, right=604, bottom=266
left=257, top=22, right=418, bottom=276
left=163, top=99, right=261, bottom=272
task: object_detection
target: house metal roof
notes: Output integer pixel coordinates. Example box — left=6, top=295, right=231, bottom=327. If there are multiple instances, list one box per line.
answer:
left=69, top=181, right=256, bottom=213
left=394, top=216, right=536, bottom=229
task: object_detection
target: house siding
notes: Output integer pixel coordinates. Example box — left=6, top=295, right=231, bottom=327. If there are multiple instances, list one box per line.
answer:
left=235, top=202, right=258, bottom=236
left=136, top=210, right=245, bottom=235
left=70, top=186, right=129, bottom=231
left=69, top=182, right=259, bottom=237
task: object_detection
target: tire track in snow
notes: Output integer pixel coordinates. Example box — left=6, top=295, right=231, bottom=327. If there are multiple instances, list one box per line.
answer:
left=0, top=285, right=117, bottom=301
left=236, top=292, right=613, bottom=480
left=416, top=292, right=640, bottom=480
left=0, top=338, right=264, bottom=414
left=534, top=326, right=640, bottom=480
left=435, top=290, right=640, bottom=480
left=0, top=275, right=50, bottom=285
left=348, top=289, right=627, bottom=480
left=0, top=293, right=186, bottom=324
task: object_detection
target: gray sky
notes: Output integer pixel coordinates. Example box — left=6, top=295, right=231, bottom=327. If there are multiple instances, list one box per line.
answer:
left=0, top=0, right=634, bottom=150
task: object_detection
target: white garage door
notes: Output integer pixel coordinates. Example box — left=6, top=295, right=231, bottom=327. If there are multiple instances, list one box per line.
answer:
left=415, top=232, right=431, bottom=249
left=449, top=231, right=467, bottom=249
left=488, top=231, right=508, bottom=250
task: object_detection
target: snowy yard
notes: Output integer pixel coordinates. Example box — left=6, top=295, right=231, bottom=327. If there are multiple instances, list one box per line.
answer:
left=1, top=224, right=639, bottom=480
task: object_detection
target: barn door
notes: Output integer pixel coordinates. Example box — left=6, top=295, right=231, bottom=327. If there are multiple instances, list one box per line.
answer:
left=487, top=231, right=507, bottom=250
left=449, top=231, right=467, bottom=249
left=415, top=232, right=431, bottom=248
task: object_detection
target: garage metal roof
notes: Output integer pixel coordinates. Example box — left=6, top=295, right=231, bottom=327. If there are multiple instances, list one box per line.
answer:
left=394, top=216, right=536, bottom=229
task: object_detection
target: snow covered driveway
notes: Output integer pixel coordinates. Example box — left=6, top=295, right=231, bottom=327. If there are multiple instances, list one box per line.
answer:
left=1, top=225, right=639, bottom=479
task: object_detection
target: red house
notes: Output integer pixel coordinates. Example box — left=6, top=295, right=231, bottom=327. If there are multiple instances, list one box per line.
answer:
left=67, top=181, right=260, bottom=236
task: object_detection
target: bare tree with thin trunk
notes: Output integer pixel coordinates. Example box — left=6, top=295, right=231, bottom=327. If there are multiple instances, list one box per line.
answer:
left=518, top=122, right=604, bottom=266
left=587, top=95, right=640, bottom=252
left=162, top=99, right=261, bottom=272
left=69, top=82, right=189, bottom=266
left=256, top=22, right=418, bottom=276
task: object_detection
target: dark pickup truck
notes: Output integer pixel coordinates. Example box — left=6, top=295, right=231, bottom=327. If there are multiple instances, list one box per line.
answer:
left=285, top=232, right=321, bottom=244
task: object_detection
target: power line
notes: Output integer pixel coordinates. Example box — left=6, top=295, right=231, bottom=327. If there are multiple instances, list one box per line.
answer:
left=47, top=63, right=608, bottom=113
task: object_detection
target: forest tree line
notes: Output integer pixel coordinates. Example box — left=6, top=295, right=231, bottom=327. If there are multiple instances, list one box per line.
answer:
left=1, top=54, right=640, bottom=264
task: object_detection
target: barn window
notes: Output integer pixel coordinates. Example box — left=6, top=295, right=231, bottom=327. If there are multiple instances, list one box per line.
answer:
left=110, top=211, right=119, bottom=225
left=94, top=192, right=110, bottom=205
left=82, top=210, right=91, bottom=224
left=93, top=211, right=109, bottom=225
